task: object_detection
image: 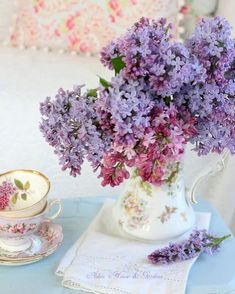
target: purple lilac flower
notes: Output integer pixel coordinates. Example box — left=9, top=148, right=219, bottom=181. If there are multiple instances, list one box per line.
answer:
left=148, top=230, right=231, bottom=264
left=149, top=43, right=205, bottom=96
left=186, top=16, right=235, bottom=85
left=101, top=17, right=204, bottom=97
left=190, top=102, right=235, bottom=155
left=176, top=17, right=235, bottom=155
left=101, top=17, right=172, bottom=74
left=40, top=86, right=111, bottom=176
left=100, top=40, right=121, bottom=70
left=96, top=74, right=156, bottom=152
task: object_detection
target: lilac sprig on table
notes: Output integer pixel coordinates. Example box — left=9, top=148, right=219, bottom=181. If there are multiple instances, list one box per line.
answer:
left=148, top=230, right=231, bottom=265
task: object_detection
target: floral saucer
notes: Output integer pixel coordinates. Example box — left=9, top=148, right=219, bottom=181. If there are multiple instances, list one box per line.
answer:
left=0, top=220, right=63, bottom=263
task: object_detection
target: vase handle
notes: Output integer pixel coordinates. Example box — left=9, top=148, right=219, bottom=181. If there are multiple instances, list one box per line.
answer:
left=187, top=150, right=229, bottom=204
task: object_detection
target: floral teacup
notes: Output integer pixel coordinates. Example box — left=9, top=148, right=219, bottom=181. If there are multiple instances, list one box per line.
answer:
left=0, top=199, right=62, bottom=252
left=0, top=169, right=50, bottom=218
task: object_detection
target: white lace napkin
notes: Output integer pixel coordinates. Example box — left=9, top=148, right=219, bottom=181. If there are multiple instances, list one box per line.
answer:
left=56, top=200, right=211, bottom=294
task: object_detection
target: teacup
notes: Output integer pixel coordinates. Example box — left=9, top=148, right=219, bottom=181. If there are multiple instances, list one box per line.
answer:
left=0, top=169, right=50, bottom=218
left=0, top=199, right=62, bottom=252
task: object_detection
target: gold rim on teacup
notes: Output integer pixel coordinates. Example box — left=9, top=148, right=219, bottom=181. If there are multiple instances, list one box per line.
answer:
left=0, top=169, right=51, bottom=218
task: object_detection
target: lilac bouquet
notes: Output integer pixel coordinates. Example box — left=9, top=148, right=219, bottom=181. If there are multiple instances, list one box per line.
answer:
left=40, top=17, right=235, bottom=187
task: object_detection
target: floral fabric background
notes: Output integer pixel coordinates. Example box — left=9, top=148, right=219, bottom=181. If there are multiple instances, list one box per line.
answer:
left=9, top=0, right=180, bottom=54
left=0, top=1, right=16, bottom=43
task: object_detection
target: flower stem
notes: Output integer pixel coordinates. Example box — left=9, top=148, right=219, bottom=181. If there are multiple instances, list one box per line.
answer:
left=207, top=234, right=231, bottom=247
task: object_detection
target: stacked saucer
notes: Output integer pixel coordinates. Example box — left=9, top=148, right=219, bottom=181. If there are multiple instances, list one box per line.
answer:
left=0, top=170, right=63, bottom=265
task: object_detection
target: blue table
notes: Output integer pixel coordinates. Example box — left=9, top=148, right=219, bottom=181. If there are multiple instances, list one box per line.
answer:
left=0, top=197, right=235, bottom=294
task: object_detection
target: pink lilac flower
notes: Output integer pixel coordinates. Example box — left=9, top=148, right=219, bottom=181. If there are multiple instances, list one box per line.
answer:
left=0, top=181, right=17, bottom=210
left=131, top=106, right=196, bottom=185
left=99, top=153, right=130, bottom=187
left=148, top=229, right=231, bottom=264
left=97, top=102, right=196, bottom=186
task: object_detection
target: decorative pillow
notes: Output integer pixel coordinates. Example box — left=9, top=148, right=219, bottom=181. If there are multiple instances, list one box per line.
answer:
left=0, top=1, right=16, bottom=43
left=9, top=0, right=181, bottom=55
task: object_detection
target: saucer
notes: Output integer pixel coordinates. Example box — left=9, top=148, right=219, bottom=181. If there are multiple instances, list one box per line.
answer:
left=0, top=257, right=43, bottom=266
left=0, top=220, right=63, bottom=263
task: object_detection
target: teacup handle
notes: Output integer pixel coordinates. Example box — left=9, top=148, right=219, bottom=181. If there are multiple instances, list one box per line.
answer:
left=46, top=199, right=62, bottom=220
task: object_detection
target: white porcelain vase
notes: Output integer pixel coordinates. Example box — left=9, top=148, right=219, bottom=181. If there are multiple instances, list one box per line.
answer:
left=112, top=152, right=228, bottom=242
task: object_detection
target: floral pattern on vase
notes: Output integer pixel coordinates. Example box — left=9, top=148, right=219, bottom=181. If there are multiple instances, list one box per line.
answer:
left=121, top=191, right=150, bottom=230
left=113, top=162, right=196, bottom=240
left=158, top=206, right=178, bottom=223
left=9, top=0, right=180, bottom=54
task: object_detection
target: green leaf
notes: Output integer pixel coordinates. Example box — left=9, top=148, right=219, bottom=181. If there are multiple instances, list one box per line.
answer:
left=21, top=193, right=27, bottom=200
left=164, top=96, right=172, bottom=106
left=87, top=88, right=97, bottom=97
left=99, top=76, right=111, bottom=89
left=111, top=56, right=126, bottom=75
left=14, top=179, right=24, bottom=190
left=11, top=193, right=18, bottom=204
left=24, top=181, right=30, bottom=190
